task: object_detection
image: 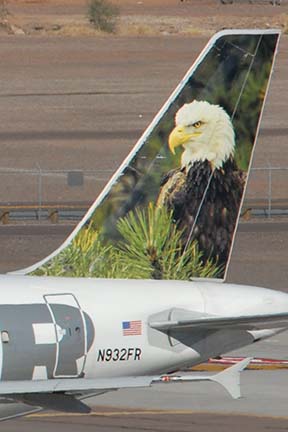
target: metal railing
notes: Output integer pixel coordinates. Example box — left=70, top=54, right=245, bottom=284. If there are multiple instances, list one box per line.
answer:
left=220, top=0, right=282, bottom=4
left=0, top=166, right=287, bottom=223
left=246, top=167, right=288, bottom=218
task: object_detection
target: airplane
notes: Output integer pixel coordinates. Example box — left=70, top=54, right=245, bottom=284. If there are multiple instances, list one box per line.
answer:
left=0, top=28, right=287, bottom=421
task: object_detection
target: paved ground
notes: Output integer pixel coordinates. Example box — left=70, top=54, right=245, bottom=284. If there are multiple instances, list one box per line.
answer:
left=3, top=409, right=288, bottom=432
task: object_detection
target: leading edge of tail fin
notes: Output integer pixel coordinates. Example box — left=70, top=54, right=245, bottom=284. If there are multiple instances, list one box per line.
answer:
left=14, top=29, right=280, bottom=280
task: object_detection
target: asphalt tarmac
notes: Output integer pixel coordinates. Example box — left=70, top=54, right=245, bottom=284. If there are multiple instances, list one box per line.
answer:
left=3, top=366, right=288, bottom=431
left=0, top=34, right=288, bottom=430
left=3, top=408, right=288, bottom=432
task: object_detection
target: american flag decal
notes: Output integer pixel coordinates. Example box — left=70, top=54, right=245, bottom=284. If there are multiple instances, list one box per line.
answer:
left=122, top=320, right=142, bottom=336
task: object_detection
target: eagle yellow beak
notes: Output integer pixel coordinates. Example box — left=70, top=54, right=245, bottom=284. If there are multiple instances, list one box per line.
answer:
left=168, top=125, right=201, bottom=155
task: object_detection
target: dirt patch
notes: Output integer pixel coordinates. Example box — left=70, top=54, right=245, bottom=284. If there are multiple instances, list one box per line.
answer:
left=1, top=0, right=288, bottom=36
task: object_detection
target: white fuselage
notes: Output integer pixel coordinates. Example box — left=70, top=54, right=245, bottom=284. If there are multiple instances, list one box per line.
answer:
left=0, top=275, right=287, bottom=382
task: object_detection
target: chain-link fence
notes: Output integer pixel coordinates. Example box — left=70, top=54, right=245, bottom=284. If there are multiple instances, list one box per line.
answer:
left=220, top=0, right=282, bottom=4
left=0, top=167, right=113, bottom=222
left=0, top=166, right=114, bottom=203
left=0, top=166, right=287, bottom=222
left=245, top=167, right=288, bottom=217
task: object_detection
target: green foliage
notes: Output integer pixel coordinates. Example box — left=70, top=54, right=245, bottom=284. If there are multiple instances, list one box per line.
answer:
left=34, top=204, right=220, bottom=280
left=33, top=225, right=115, bottom=278
left=116, top=204, right=220, bottom=280
left=88, top=0, right=119, bottom=33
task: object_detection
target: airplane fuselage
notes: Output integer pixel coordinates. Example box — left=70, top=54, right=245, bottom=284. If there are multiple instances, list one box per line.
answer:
left=0, top=275, right=287, bottom=383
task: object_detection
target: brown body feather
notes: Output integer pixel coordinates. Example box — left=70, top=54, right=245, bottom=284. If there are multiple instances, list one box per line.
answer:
left=157, top=159, right=246, bottom=272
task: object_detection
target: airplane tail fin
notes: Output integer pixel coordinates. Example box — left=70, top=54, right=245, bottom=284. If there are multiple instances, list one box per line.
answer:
left=14, top=30, right=280, bottom=280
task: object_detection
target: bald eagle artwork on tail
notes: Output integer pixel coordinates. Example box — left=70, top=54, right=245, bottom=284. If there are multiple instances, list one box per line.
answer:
left=157, top=100, right=246, bottom=269
left=14, top=30, right=279, bottom=283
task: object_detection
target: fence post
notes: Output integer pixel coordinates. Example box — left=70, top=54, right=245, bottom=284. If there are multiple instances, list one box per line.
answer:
left=268, top=165, right=272, bottom=219
left=36, top=163, right=42, bottom=222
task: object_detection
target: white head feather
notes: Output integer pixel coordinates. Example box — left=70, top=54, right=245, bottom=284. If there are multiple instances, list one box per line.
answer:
left=174, top=100, right=235, bottom=169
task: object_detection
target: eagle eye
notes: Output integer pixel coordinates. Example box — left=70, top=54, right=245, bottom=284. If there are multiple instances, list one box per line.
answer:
left=192, top=121, right=202, bottom=129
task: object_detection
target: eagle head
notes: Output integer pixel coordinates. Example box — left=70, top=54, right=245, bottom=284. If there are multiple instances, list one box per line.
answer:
left=168, top=100, right=235, bottom=170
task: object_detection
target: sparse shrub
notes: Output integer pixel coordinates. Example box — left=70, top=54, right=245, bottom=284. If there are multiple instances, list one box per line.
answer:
left=0, top=0, right=9, bottom=21
left=88, top=0, right=119, bottom=33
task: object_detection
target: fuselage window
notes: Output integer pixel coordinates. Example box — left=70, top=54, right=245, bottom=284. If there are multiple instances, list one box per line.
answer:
left=1, top=331, right=9, bottom=343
